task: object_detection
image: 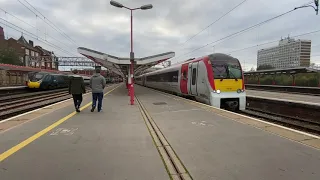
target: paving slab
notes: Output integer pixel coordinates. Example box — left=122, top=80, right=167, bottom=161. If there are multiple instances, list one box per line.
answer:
left=0, top=85, right=169, bottom=180
left=136, top=85, right=320, bottom=180
left=0, top=85, right=117, bottom=153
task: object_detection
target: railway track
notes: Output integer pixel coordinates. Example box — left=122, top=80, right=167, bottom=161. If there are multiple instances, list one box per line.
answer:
left=245, top=96, right=320, bottom=135
left=0, top=88, right=91, bottom=120
left=240, top=109, right=320, bottom=136
left=0, top=86, right=29, bottom=98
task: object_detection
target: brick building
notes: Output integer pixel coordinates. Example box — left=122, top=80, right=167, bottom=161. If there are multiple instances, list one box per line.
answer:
left=0, top=26, right=7, bottom=49
left=0, top=26, right=58, bottom=70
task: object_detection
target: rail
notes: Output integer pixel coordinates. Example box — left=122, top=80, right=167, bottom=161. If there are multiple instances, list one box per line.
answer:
left=245, top=84, right=320, bottom=95
left=0, top=87, right=91, bottom=120
left=245, top=96, right=320, bottom=134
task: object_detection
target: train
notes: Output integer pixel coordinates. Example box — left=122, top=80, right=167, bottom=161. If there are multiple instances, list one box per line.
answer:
left=27, top=72, right=91, bottom=90
left=135, top=53, right=246, bottom=111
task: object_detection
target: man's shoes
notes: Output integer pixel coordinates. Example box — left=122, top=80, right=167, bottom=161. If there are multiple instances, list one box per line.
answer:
left=76, top=108, right=80, bottom=112
left=91, top=107, right=95, bottom=112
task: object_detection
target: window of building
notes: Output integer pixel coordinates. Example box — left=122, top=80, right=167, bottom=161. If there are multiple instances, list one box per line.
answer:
left=25, top=49, right=30, bottom=55
left=31, top=51, right=34, bottom=56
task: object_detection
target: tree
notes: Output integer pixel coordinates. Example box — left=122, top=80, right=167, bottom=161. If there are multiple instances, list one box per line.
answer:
left=310, top=63, right=315, bottom=68
left=249, top=67, right=256, bottom=72
left=0, top=48, right=23, bottom=66
left=257, top=64, right=274, bottom=70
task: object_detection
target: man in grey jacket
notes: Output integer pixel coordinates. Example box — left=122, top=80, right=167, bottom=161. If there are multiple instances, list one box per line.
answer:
left=90, top=68, right=106, bottom=112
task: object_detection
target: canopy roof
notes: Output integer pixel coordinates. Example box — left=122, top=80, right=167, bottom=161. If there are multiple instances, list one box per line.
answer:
left=78, top=47, right=175, bottom=77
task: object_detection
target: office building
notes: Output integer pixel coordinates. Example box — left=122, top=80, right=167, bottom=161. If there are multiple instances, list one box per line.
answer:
left=257, top=37, right=311, bottom=69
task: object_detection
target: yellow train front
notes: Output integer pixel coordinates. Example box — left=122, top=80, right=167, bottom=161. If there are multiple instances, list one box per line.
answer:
left=27, top=72, right=69, bottom=90
left=209, top=54, right=246, bottom=111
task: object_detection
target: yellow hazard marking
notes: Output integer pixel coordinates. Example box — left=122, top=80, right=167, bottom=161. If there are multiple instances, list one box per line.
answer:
left=0, top=85, right=121, bottom=162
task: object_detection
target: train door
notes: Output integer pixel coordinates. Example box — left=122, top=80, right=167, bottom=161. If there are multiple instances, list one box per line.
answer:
left=189, top=62, right=198, bottom=95
left=180, top=64, right=189, bottom=94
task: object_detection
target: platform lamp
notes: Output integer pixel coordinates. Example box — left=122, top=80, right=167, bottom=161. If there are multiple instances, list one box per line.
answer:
left=110, top=0, right=153, bottom=105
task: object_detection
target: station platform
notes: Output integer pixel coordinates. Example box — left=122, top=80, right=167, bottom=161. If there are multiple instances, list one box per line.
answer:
left=0, top=86, right=27, bottom=90
left=1, top=83, right=320, bottom=180
left=246, top=89, right=320, bottom=105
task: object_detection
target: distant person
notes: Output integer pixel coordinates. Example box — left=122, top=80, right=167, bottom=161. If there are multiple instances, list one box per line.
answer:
left=90, top=68, right=106, bottom=112
left=69, top=69, right=86, bottom=112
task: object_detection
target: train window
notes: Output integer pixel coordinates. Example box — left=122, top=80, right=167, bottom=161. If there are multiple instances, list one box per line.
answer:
left=227, top=64, right=242, bottom=79
left=183, top=71, right=187, bottom=79
left=210, top=56, right=242, bottom=79
left=145, top=71, right=178, bottom=82
left=35, top=74, right=44, bottom=80
left=192, top=68, right=196, bottom=85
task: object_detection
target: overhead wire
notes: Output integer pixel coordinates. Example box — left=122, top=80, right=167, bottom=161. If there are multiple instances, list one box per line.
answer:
left=17, top=0, right=79, bottom=47
left=0, top=7, right=78, bottom=53
left=21, top=0, right=78, bottom=45
left=178, top=0, right=248, bottom=48
left=173, top=9, right=297, bottom=62
left=226, top=29, right=320, bottom=54
left=0, top=18, right=77, bottom=56
left=172, top=1, right=316, bottom=62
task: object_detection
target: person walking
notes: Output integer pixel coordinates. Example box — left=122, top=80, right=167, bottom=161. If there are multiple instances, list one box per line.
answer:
left=69, top=69, right=86, bottom=112
left=90, top=68, right=106, bottom=112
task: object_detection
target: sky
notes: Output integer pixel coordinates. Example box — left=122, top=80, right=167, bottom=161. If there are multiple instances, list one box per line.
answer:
left=0, top=0, right=319, bottom=71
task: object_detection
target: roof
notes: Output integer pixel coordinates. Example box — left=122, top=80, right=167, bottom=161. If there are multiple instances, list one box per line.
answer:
left=35, top=46, right=52, bottom=56
left=77, top=47, right=175, bottom=77
left=244, top=67, right=320, bottom=76
left=16, top=35, right=39, bottom=52
left=0, top=63, right=90, bottom=77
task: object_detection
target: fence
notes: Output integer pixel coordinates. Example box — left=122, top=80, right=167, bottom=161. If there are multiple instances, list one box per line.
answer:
left=0, top=70, right=28, bottom=86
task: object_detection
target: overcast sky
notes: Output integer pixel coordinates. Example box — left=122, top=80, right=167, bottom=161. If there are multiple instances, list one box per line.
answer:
left=0, top=0, right=319, bottom=70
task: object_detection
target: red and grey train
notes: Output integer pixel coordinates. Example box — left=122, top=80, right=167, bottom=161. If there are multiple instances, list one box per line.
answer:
left=135, top=53, right=246, bottom=111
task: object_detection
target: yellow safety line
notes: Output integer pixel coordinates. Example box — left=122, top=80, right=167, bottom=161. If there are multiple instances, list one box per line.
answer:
left=0, top=85, right=121, bottom=162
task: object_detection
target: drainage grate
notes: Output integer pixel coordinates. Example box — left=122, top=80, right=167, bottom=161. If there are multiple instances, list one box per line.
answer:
left=153, top=102, right=167, bottom=105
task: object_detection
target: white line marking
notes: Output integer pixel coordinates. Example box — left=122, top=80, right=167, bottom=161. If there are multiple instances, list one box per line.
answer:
left=146, top=87, right=320, bottom=139
left=247, top=95, right=320, bottom=106
left=50, top=128, right=78, bottom=136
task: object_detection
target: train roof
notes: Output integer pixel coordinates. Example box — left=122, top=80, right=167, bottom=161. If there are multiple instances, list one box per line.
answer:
left=137, top=53, right=238, bottom=77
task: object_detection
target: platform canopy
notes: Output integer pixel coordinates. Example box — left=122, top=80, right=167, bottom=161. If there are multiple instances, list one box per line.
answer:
left=244, top=67, right=320, bottom=76
left=77, top=47, right=175, bottom=77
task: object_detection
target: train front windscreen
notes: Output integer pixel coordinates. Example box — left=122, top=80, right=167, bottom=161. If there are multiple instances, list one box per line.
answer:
left=209, top=55, right=244, bottom=92
left=211, top=59, right=242, bottom=80
left=29, top=73, right=47, bottom=82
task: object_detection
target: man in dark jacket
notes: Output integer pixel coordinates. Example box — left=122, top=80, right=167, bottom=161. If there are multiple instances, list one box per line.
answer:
left=69, top=70, right=86, bottom=112
left=90, top=68, right=106, bottom=112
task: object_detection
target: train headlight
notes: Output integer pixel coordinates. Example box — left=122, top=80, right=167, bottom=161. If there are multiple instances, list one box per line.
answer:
left=216, top=89, right=221, bottom=94
left=237, top=89, right=245, bottom=93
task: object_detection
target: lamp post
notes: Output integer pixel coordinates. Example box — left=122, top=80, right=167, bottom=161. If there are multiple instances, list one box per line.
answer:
left=110, top=0, right=153, bottom=105
left=294, top=0, right=319, bottom=15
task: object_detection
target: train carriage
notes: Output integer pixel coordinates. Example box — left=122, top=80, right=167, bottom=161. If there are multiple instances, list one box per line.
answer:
left=27, top=72, right=90, bottom=90
left=135, top=53, right=246, bottom=111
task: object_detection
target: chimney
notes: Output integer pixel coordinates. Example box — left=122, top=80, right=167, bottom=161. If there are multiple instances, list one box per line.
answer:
left=0, top=26, right=4, bottom=40
left=29, top=40, right=34, bottom=47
